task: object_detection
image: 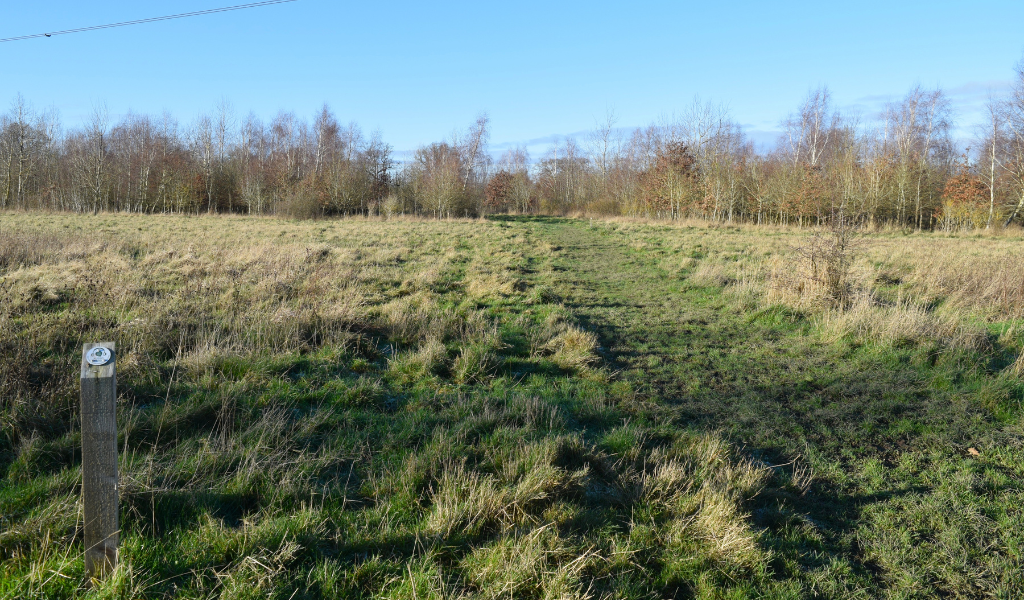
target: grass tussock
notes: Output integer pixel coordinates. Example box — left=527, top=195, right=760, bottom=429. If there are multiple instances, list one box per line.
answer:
left=545, top=327, right=600, bottom=371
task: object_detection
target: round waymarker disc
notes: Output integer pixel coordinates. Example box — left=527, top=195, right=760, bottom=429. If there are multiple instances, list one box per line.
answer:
left=86, top=347, right=112, bottom=366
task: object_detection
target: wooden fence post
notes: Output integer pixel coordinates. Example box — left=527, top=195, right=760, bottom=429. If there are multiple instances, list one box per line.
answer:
left=81, top=342, right=118, bottom=579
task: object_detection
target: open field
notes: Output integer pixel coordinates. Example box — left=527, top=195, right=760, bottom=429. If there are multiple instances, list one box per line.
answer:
left=1, top=212, right=1023, bottom=599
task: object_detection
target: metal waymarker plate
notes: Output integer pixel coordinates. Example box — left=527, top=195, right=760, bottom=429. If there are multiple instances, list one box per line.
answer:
left=85, top=346, right=113, bottom=366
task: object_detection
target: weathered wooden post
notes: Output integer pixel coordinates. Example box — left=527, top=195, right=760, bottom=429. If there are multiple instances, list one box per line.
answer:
left=81, top=342, right=118, bottom=579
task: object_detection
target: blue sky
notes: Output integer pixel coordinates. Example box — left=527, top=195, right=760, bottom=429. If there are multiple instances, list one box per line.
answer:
left=2, top=0, right=1023, bottom=156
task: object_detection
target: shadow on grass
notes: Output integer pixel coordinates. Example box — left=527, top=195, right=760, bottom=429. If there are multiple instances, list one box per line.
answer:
left=505, top=214, right=1022, bottom=585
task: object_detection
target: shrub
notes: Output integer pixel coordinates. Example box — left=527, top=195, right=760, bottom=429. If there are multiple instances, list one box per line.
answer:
left=797, top=212, right=860, bottom=308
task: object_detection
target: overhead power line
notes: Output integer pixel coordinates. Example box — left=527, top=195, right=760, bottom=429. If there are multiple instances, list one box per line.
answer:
left=0, top=0, right=299, bottom=43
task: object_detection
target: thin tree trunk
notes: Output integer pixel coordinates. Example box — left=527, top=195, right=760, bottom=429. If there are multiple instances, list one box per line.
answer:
left=988, top=121, right=997, bottom=228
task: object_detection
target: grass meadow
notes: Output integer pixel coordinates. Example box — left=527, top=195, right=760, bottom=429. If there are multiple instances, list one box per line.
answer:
left=1, top=212, right=1022, bottom=599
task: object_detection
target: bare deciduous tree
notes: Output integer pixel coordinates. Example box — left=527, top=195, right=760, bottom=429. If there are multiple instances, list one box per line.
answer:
left=1003, top=60, right=1024, bottom=226
left=785, top=86, right=840, bottom=168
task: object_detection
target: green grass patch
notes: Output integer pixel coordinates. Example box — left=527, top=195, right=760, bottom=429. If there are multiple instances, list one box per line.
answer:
left=1, top=214, right=1022, bottom=598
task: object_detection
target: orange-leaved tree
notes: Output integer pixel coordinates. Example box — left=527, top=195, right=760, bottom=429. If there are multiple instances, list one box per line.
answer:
left=938, top=157, right=990, bottom=231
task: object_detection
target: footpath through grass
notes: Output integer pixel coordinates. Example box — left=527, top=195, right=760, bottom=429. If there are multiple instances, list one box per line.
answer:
left=1, top=213, right=1022, bottom=599
left=525, top=216, right=1024, bottom=598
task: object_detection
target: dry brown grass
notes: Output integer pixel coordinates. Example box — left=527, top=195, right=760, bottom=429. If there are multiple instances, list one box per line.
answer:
left=0, top=212, right=534, bottom=452
left=879, top=237, right=1024, bottom=319
left=815, top=294, right=993, bottom=351
left=604, top=218, right=1024, bottom=355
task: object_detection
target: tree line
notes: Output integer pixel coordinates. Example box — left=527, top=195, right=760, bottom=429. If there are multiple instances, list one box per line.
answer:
left=3, top=59, right=1024, bottom=229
